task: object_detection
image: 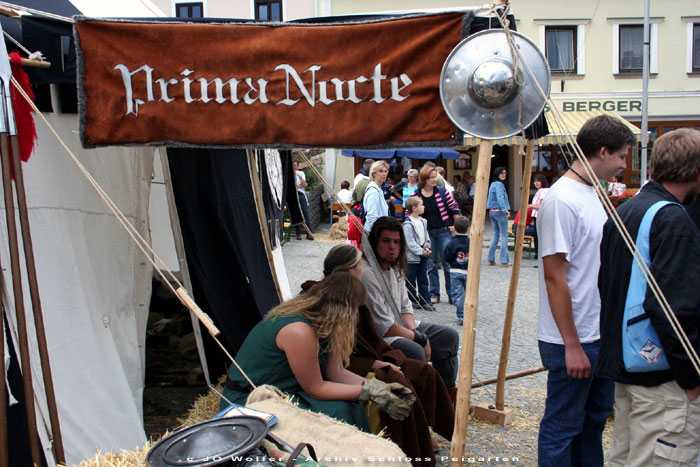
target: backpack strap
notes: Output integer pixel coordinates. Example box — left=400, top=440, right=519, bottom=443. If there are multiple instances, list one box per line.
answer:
left=622, top=199, right=683, bottom=371
left=626, top=200, right=682, bottom=305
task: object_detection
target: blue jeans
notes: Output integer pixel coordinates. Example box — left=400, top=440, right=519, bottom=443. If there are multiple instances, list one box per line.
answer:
left=407, top=258, right=430, bottom=305
left=427, top=227, right=453, bottom=301
left=488, top=210, right=509, bottom=264
left=526, top=218, right=538, bottom=258
left=538, top=340, right=614, bottom=467
left=450, top=272, right=466, bottom=319
left=295, top=192, right=312, bottom=236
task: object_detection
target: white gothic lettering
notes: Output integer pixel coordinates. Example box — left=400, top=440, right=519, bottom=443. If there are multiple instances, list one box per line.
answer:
left=114, top=63, right=412, bottom=116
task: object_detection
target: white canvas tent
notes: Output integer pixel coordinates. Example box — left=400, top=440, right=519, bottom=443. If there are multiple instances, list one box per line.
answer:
left=2, top=119, right=156, bottom=464
left=0, top=3, right=160, bottom=464
left=0, top=1, right=292, bottom=465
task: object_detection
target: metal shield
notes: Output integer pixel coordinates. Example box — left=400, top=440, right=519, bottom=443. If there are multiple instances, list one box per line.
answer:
left=440, top=29, right=550, bottom=140
left=147, top=416, right=269, bottom=467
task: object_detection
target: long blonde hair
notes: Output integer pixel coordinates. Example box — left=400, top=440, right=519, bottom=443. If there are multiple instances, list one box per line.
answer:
left=266, top=272, right=366, bottom=366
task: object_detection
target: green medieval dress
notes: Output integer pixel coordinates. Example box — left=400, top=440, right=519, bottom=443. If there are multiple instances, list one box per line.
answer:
left=222, top=315, right=369, bottom=431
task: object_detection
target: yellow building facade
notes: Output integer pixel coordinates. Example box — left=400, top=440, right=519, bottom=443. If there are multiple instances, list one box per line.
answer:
left=329, top=0, right=700, bottom=201
left=158, top=1, right=699, bottom=201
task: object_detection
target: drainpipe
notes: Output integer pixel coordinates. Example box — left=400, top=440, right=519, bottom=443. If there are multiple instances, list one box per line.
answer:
left=640, top=0, right=650, bottom=184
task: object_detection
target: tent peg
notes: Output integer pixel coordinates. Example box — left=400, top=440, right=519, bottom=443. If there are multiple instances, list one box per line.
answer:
left=175, top=287, right=221, bottom=337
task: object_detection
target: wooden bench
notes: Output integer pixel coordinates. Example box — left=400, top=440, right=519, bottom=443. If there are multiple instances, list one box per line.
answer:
left=507, top=220, right=535, bottom=259
left=331, top=202, right=352, bottom=223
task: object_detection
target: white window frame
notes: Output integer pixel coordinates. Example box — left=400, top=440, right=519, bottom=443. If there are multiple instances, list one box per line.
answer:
left=682, top=17, right=700, bottom=73
left=609, top=17, right=662, bottom=75
left=173, top=1, right=206, bottom=18
left=250, top=0, right=286, bottom=21
left=535, top=19, right=589, bottom=75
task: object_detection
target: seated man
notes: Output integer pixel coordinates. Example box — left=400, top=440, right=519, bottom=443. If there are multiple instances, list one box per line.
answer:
left=360, top=216, right=460, bottom=399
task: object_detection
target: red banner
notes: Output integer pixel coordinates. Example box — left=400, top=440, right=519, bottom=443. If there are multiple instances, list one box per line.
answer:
left=75, top=14, right=465, bottom=148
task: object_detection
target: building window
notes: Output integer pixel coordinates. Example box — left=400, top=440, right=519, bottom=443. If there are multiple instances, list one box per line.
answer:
left=610, top=18, right=661, bottom=75
left=176, top=2, right=203, bottom=18
left=545, top=26, right=576, bottom=73
left=255, top=0, right=282, bottom=22
left=682, top=17, right=700, bottom=72
left=619, top=25, right=643, bottom=73
left=535, top=20, right=588, bottom=75
left=694, top=24, right=700, bottom=71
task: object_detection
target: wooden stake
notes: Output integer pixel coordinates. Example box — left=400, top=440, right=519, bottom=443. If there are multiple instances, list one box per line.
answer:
left=450, top=140, right=493, bottom=465
left=495, top=140, right=535, bottom=411
left=0, top=133, right=41, bottom=467
left=18, top=59, right=51, bottom=69
left=246, top=150, right=283, bottom=302
left=471, top=365, right=546, bottom=389
left=9, top=134, right=65, bottom=463
left=174, top=287, right=220, bottom=337
left=0, top=272, right=8, bottom=467
left=0, top=6, right=18, bottom=17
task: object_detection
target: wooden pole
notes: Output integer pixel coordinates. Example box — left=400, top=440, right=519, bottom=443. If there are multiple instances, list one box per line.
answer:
left=472, top=366, right=546, bottom=389
left=246, top=150, right=283, bottom=302
left=495, top=140, right=535, bottom=410
left=159, top=149, right=213, bottom=385
left=0, top=133, right=41, bottom=467
left=0, top=272, right=8, bottom=467
left=450, top=141, right=493, bottom=465
left=9, top=136, right=65, bottom=463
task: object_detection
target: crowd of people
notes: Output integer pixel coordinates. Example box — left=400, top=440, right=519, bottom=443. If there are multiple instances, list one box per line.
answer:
left=228, top=116, right=700, bottom=466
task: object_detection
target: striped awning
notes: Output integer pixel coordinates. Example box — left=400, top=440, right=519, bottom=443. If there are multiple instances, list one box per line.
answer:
left=462, top=110, right=642, bottom=147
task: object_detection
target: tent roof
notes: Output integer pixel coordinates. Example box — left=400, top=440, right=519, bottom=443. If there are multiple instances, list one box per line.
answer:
left=462, top=110, right=642, bottom=147
left=340, top=147, right=460, bottom=160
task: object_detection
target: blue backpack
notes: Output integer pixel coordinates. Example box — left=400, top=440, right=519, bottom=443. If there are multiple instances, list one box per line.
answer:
left=622, top=200, right=681, bottom=372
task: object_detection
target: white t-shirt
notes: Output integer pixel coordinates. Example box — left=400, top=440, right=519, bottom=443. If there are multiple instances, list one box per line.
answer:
left=536, top=176, right=607, bottom=345
left=296, top=170, right=306, bottom=194
left=337, top=189, right=352, bottom=204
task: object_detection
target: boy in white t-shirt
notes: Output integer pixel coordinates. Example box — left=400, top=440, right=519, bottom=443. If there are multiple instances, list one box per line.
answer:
left=536, top=115, right=636, bottom=466
left=402, top=197, right=433, bottom=311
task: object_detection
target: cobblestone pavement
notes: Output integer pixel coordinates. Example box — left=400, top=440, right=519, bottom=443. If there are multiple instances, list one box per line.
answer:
left=281, top=223, right=613, bottom=466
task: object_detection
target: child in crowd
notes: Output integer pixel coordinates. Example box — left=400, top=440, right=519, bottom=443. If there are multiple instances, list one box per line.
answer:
left=444, top=216, right=470, bottom=325
left=402, top=197, right=434, bottom=311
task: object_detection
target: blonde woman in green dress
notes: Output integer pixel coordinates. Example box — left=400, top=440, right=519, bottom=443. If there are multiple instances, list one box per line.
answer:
left=223, top=272, right=414, bottom=431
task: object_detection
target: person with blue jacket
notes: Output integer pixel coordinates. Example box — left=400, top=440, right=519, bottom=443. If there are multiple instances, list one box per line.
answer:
left=363, top=160, right=390, bottom=232
left=486, top=166, right=511, bottom=266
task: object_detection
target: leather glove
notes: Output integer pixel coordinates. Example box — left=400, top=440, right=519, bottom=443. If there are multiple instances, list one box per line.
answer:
left=359, top=378, right=416, bottom=421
